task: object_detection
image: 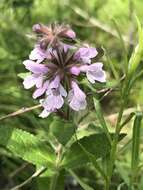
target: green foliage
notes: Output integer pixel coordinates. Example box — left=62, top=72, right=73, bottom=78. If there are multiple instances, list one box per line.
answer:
left=131, top=112, right=143, bottom=186
left=128, top=17, right=143, bottom=76
left=50, top=117, right=75, bottom=145
left=62, top=133, right=111, bottom=169
left=0, top=126, right=55, bottom=167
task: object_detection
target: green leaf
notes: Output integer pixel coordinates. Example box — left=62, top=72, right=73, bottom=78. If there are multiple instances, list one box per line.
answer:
left=131, top=112, right=143, bottom=183
left=62, top=133, right=110, bottom=169
left=116, top=161, right=130, bottom=185
left=0, top=126, right=55, bottom=167
left=112, top=19, right=128, bottom=74
left=77, top=141, right=108, bottom=182
left=128, top=16, right=143, bottom=76
left=62, top=132, right=126, bottom=169
left=50, top=117, right=75, bottom=145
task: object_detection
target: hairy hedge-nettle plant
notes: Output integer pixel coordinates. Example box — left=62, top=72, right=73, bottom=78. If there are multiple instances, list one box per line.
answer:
left=1, top=18, right=143, bottom=190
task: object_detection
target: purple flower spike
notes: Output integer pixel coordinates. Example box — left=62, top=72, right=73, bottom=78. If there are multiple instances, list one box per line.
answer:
left=68, top=81, right=87, bottom=111
left=22, top=23, right=107, bottom=118
left=74, top=47, right=98, bottom=64
left=80, top=63, right=106, bottom=83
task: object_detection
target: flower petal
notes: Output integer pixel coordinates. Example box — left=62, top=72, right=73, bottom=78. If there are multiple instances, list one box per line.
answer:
left=39, top=109, right=51, bottom=118
left=74, top=47, right=98, bottom=64
left=41, top=95, right=55, bottom=111
left=69, top=93, right=87, bottom=111
left=86, top=72, right=96, bottom=83
left=50, top=75, right=60, bottom=89
left=59, top=85, right=67, bottom=97
left=29, top=45, right=51, bottom=63
left=23, top=60, right=48, bottom=74
left=23, top=74, right=37, bottom=89
left=35, top=75, right=43, bottom=88
left=68, top=81, right=87, bottom=111
left=70, top=66, right=81, bottom=76
left=72, top=81, right=86, bottom=100
left=33, top=80, right=49, bottom=98
left=80, top=65, right=89, bottom=72
left=86, top=63, right=106, bottom=83
left=65, top=29, right=76, bottom=39
left=54, top=95, right=64, bottom=109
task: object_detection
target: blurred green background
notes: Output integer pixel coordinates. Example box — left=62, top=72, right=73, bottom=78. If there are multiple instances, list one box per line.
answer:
left=0, top=0, right=143, bottom=189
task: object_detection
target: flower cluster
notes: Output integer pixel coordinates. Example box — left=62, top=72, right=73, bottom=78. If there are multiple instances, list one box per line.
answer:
left=23, top=23, right=106, bottom=118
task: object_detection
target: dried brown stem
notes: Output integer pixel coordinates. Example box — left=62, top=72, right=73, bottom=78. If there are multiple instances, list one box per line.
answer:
left=0, top=104, right=42, bottom=121
left=10, top=167, right=46, bottom=190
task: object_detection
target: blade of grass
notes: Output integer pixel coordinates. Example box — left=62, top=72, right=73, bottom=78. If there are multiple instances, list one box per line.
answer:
left=130, top=111, right=143, bottom=188
left=112, top=20, right=128, bottom=74
left=104, top=48, right=119, bottom=80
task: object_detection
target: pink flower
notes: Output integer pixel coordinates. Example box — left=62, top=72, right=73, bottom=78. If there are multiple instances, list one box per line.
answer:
left=23, top=60, right=49, bottom=90
left=32, top=81, right=49, bottom=99
left=23, top=74, right=43, bottom=89
left=29, top=45, right=51, bottom=63
left=70, top=66, right=81, bottom=76
left=74, top=47, right=98, bottom=64
left=39, top=84, right=67, bottom=118
left=62, top=29, right=76, bottom=39
left=68, top=81, right=87, bottom=111
left=80, top=63, right=106, bottom=83
left=23, top=60, right=48, bottom=74
left=39, top=109, right=51, bottom=118
left=49, top=75, right=60, bottom=89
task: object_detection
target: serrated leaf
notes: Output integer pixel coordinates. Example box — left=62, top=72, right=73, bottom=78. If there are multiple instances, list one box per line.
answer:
left=62, top=133, right=110, bottom=169
left=50, top=117, right=75, bottom=145
left=62, top=133, right=126, bottom=169
left=0, top=126, right=55, bottom=167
